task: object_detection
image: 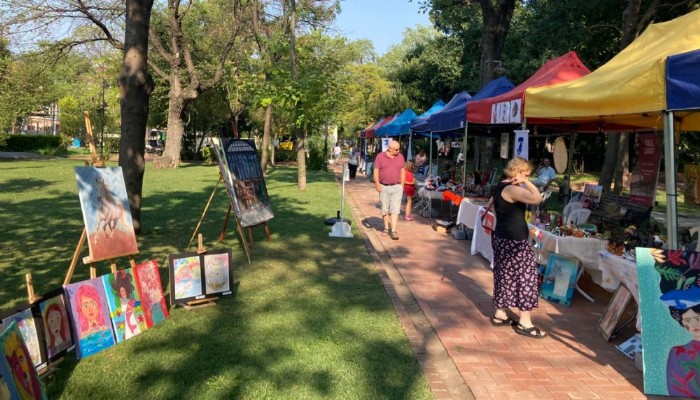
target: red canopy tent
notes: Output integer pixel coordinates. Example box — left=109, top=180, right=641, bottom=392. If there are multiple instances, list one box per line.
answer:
left=365, top=115, right=396, bottom=138
left=467, top=52, right=591, bottom=125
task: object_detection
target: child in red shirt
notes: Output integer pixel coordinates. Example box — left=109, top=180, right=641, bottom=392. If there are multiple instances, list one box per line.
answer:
left=404, top=160, right=417, bottom=220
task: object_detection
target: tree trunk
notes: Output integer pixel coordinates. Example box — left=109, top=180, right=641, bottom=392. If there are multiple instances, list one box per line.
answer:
left=612, top=133, right=629, bottom=194
left=296, top=135, right=307, bottom=190
left=158, top=83, right=186, bottom=168
left=476, top=0, right=516, bottom=88
left=260, top=103, right=273, bottom=174
left=599, top=133, right=619, bottom=193
left=287, top=0, right=306, bottom=191
left=119, top=0, right=155, bottom=235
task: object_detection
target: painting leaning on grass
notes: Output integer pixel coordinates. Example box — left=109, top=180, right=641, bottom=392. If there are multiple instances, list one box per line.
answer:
left=637, top=247, right=700, bottom=397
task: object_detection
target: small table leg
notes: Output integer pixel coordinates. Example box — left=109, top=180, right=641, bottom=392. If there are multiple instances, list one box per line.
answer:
left=575, top=268, right=595, bottom=303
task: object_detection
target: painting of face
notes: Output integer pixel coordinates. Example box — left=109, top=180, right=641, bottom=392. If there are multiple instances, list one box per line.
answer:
left=0, top=322, right=46, bottom=400
left=103, top=269, right=148, bottom=343
left=65, top=278, right=115, bottom=359
left=38, top=289, right=73, bottom=361
left=1, top=308, right=44, bottom=371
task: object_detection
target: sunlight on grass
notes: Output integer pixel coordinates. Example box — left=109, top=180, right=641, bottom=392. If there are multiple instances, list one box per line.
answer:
left=0, top=159, right=432, bottom=400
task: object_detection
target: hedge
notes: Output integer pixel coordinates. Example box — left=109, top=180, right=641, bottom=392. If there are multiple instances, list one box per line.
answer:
left=0, top=134, right=62, bottom=152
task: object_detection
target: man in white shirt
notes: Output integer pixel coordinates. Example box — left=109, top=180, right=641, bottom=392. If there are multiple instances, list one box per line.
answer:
left=532, top=158, right=557, bottom=191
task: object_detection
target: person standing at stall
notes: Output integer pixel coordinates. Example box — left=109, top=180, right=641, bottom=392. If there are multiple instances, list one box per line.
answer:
left=374, top=140, right=405, bottom=240
left=490, top=157, right=547, bottom=338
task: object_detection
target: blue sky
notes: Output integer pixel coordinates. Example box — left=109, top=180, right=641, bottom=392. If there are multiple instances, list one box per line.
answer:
left=333, top=0, right=432, bottom=55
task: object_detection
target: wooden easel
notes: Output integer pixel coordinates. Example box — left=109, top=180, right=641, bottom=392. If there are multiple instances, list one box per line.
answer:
left=64, top=111, right=138, bottom=285
left=219, top=206, right=271, bottom=250
left=182, top=234, right=218, bottom=310
left=187, top=173, right=252, bottom=263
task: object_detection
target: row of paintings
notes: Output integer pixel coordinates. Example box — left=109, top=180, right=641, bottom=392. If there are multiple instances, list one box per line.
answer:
left=0, top=321, right=47, bottom=399
left=169, top=249, right=235, bottom=305
left=0, top=260, right=168, bottom=368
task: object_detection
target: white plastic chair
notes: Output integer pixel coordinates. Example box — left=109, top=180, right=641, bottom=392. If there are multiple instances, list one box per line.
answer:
left=562, top=201, right=584, bottom=222
left=566, top=208, right=591, bottom=226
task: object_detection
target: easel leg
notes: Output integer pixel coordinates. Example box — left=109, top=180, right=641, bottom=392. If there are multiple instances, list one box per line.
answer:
left=90, top=263, right=97, bottom=279
left=237, top=219, right=251, bottom=264
left=110, top=259, right=117, bottom=274
left=264, top=222, right=272, bottom=241
left=64, top=228, right=88, bottom=286
left=188, top=176, right=222, bottom=249
left=219, top=204, right=232, bottom=241
left=248, top=226, right=255, bottom=249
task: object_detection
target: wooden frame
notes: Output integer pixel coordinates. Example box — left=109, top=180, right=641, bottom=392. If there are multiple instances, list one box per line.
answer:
left=597, top=285, right=633, bottom=341
left=36, top=288, right=75, bottom=362
left=540, top=254, right=580, bottom=306
left=169, top=249, right=236, bottom=306
left=202, top=249, right=235, bottom=297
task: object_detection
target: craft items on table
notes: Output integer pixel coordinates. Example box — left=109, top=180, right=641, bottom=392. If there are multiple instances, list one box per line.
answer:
left=133, top=260, right=169, bottom=328
left=102, top=268, right=148, bottom=343
left=0, top=321, right=48, bottom=400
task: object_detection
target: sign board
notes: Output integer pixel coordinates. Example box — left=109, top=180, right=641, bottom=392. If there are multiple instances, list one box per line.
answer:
left=513, top=129, right=529, bottom=160
left=629, top=133, right=661, bottom=207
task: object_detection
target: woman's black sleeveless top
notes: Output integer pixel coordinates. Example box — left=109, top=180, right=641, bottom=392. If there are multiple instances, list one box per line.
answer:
left=493, top=182, right=528, bottom=240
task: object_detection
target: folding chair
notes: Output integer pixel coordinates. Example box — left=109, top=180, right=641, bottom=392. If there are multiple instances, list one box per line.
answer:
left=565, top=208, right=592, bottom=226
left=562, top=201, right=584, bottom=222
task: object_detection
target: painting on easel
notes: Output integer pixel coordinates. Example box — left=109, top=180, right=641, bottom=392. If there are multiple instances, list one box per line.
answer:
left=64, top=277, right=116, bottom=359
left=75, top=166, right=139, bottom=261
left=168, top=253, right=204, bottom=305
left=38, top=288, right=75, bottom=361
left=133, top=260, right=169, bottom=328
left=212, top=137, right=274, bottom=228
left=0, top=321, right=47, bottom=400
left=203, top=249, right=234, bottom=296
left=0, top=306, right=47, bottom=372
left=102, top=269, right=148, bottom=343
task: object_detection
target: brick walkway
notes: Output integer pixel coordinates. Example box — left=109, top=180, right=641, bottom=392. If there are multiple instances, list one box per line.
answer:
left=332, top=162, right=680, bottom=400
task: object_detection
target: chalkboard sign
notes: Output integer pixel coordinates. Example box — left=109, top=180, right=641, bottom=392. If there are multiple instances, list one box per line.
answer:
left=212, top=137, right=274, bottom=227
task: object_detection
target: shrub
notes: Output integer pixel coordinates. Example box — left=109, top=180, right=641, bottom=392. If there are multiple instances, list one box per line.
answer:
left=201, top=146, right=217, bottom=165
left=0, top=134, right=62, bottom=152
left=275, top=149, right=297, bottom=163
left=99, top=137, right=120, bottom=161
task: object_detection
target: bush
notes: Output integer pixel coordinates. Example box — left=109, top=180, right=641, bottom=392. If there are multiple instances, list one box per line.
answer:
left=99, top=137, right=120, bottom=162
left=201, top=146, right=217, bottom=165
left=275, top=149, right=297, bottom=163
left=0, top=134, right=62, bottom=152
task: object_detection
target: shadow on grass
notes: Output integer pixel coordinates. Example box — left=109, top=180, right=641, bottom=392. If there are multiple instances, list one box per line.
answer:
left=1, top=160, right=428, bottom=399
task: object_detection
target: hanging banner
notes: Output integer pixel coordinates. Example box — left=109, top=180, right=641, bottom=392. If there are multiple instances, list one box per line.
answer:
left=513, top=129, right=529, bottom=160
left=500, top=132, right=509, bottom=159
left=629, top=133, right=661, bottom=207
left=381, top=138, right=391, bottom=152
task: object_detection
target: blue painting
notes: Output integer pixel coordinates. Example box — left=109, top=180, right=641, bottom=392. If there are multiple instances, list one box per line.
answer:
left=64, top=278, right=116, bottom=359
left=637, top=248, right=700, bottom=397
left=540, top=254, right=579, bottom=306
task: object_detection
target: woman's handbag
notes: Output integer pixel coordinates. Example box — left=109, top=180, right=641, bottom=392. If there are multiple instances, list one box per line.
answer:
left=480, top=199, right=494, bottom=233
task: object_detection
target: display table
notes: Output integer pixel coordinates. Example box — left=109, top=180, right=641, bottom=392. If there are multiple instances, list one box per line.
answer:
left=470, top=218, right=619, bottom=292
left=456, top=199, right=489, bottom=230
left=599, top=251, right=640, bottom=328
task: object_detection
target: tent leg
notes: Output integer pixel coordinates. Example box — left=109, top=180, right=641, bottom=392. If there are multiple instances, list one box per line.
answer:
left=664, top=111, right=679, bottom=250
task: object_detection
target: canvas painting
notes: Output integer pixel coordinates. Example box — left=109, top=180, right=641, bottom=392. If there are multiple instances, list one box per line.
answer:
left=597, top=285, right=633, bottom=341
left=64, top=277, right=116, bottom=359
left=75, top=166, right=139, bottom=262
left=0, top=321, right=47, bottom=400
left=1, top=307, right=46, bottom=371
left=540, top=254, right=580, bottom=306
left=637, top=248, right=700, bottom=397
left=133, top=260, right=169, bottom=328
left=203, top=249, right=234, bottom=296
left=169, top=253, right=204, bottom=305
left=0, top=334, right=19, bottom=400
left=102, top=269, right=148, bottom=343
left=37, top=288, right=74, bottom=361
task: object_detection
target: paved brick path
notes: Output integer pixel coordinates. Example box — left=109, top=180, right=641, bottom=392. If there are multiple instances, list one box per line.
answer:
left=332, top=162, right=680, bottom=400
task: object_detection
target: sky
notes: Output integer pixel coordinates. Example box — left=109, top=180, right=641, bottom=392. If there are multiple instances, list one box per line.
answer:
left=333, top=0, right=432, bottom=55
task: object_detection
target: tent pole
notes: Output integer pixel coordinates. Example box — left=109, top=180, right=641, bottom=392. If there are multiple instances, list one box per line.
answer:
left=664, top=111, right=679, bottom=249
left=462, top=123, right=469, bottom=196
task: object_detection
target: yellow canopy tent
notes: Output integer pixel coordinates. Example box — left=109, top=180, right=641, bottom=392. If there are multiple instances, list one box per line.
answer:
left=524, top=9, right=700, bottom=248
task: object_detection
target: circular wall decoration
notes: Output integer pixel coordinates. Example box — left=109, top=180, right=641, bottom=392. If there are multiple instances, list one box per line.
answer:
left=553, top=137, right=568, bottom=173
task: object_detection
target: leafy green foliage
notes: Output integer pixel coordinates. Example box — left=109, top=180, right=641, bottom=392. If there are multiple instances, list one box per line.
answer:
left=0, top=134, right=61, bottom=151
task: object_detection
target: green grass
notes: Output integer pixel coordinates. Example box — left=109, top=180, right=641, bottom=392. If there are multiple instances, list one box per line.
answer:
left=0, top=159, right=432, bottom=400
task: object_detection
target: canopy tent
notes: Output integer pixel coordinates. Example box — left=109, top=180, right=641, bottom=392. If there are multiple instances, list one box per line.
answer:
left=524, top=9, right=700, bottom=248
left=365, top=115, right=396, bottom=138
left=410, top=100, right=446, bottom=133
left=361, top=118, right=385, bottom=138
left=467, top=52, right=591, bottom=125
left=428, top=92, right=472, bottom=133
left=376, top=109, right=418, bottom=137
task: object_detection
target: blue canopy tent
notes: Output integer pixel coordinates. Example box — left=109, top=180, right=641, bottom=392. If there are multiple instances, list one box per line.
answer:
left=410, top=100, right=446, bottom=133
left=376, top=109, right=418, bottom=137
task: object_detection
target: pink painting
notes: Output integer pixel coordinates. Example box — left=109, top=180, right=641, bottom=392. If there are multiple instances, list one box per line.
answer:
left=64, top=278, right=116, bottom=359
left=133, top=260, right=169, bottom=328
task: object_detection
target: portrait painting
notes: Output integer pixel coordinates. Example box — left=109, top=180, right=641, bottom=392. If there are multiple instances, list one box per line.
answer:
left=597, top=285, right=633, bottom=341
left=168, top=253, right=204, bottom=305
left=540, top=254, right=580, bottom=306
left=133, top=260, right=169, bottom=328
left=1, top=307, right=46, bottom=371
left=203, top=249, right=234, bottom=296
left=583, top=184, right=603, bottom=203
left=75, top=166, right=139, bottom=262
left=102, top=269, right=148, bottom=343
left=37, top=288, right=74, bottom=361
left=637, top=248, right=700, bottom=397
left=0, top=340, right=19, bottom=400
left=64, top=277, right=116, bottom=359
left=0, top=321, right=47, bottom=400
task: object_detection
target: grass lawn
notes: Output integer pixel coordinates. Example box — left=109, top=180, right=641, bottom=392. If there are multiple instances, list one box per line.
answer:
left=0, top=158, right=433, bottom=400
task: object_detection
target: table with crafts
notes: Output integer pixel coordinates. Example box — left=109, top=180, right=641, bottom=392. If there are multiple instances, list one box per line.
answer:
left=598, top=251, right=641, bottom=328
left=469, top=211, right=621, bottom=293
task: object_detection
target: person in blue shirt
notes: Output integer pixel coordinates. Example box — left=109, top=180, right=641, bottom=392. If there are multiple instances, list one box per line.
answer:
left=532, top=158, right=557, bottom=191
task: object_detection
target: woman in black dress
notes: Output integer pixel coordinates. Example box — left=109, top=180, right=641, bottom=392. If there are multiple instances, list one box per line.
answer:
left=490, top=157, right=547, bottom=338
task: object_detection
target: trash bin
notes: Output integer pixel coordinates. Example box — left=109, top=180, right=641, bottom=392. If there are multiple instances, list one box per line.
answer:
left=73, top=138, right=81, bottom=148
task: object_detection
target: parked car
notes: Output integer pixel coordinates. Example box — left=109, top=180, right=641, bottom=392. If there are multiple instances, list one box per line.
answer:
left=145, top=139, right=164, bottom=156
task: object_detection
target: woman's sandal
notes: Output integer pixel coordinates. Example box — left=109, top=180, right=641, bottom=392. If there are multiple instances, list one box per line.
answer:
left=381, top=229, right=389, bottom=236
left=514, top=324, right=546, bottom=339
left=390, top=231, right=399, bottom=240
left=490, top=316, right=516, bottom=327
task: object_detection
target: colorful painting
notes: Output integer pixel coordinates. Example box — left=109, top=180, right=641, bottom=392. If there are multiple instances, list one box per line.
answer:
left=75, top=166, right=139, bottom=262
left=102, top=269, right=148, bottom=343
left=203, top=249, right=234, bottom=296
left=38, top=288, right=74, bottom=361
left=133, top=260, right=169, bottom=328
left=637, top=248, right=700, bottom=397
left=1, top=307, right=46, bottom=371
left=540, top=254, right=580, bottom=306
left=169, top=253, right=204, bottom=305
left=64, top=278, right=116, bottom=359
left=0, top=321, right=47, bottom=400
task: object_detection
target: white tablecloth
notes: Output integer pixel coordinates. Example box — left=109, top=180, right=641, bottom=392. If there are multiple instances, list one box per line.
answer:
left=470, top=218, right=619, bottom=292
left=456, top=199, right=488, bottom=230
